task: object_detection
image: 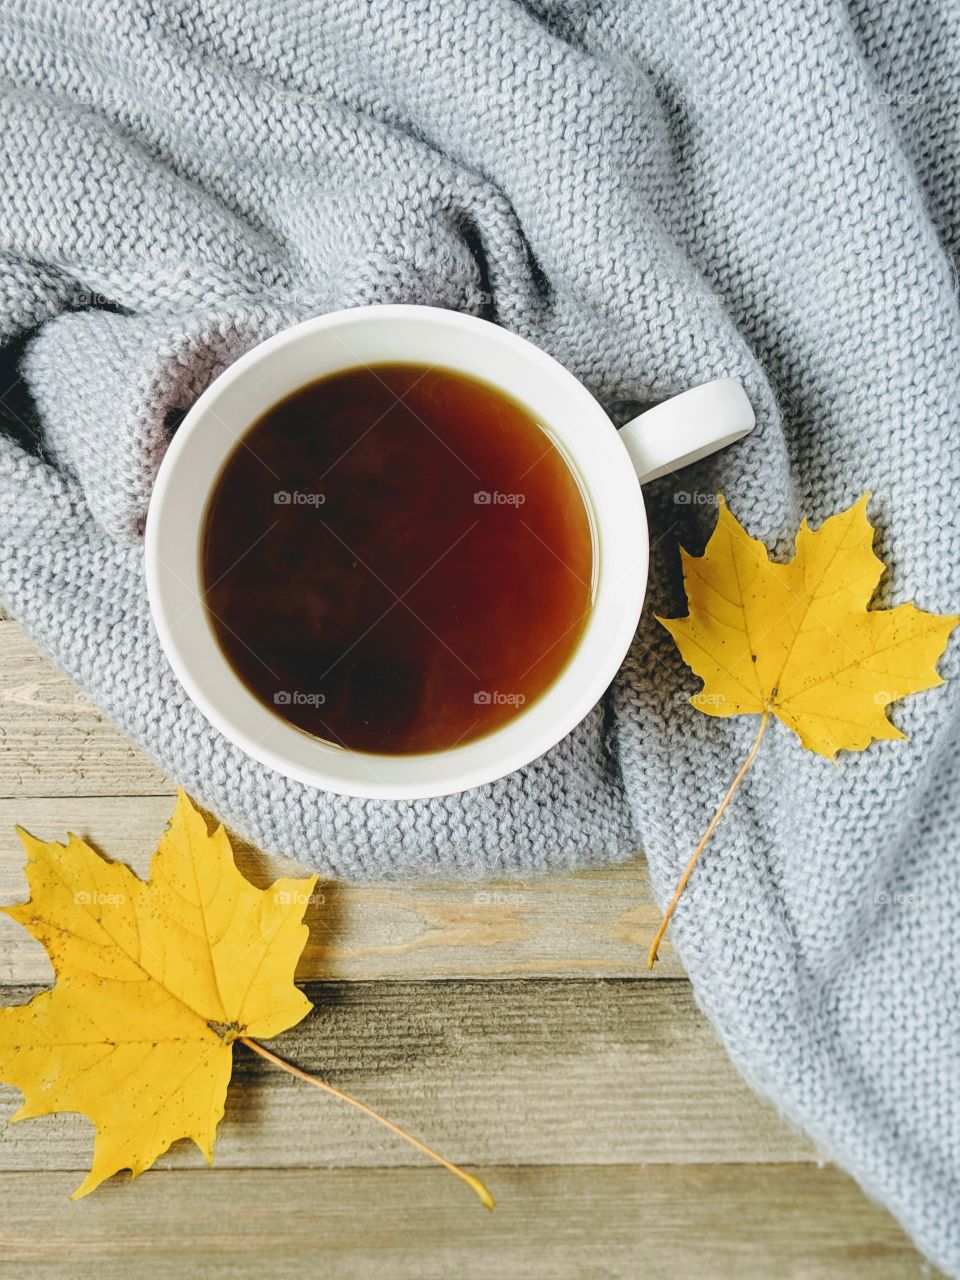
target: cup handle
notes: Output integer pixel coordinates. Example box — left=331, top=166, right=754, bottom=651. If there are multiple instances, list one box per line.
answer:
left=618, top=378, right=755, bottom=484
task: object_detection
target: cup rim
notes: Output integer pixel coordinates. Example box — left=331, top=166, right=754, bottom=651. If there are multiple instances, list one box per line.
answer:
left=145, top=305, right=648, bottom=799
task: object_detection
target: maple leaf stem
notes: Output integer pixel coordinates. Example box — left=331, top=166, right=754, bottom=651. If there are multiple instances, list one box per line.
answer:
left=239, top=1036, right=495, bottom=1211
left=647, top=710, right=771, bottom=969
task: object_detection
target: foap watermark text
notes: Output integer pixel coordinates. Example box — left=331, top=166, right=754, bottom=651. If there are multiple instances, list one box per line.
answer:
left=274, top=490, right=326, bottom=507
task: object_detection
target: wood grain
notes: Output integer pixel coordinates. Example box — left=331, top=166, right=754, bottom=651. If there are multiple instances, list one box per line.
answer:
left=0, top=796, right=677, bottom=983
left=0, top=616, right=939, bottom=1277
left=0, top=622, right=680, bottom=980
left=0, top=626, right=169, bottom=797
left=0, top=1165, right=934, bottom=1280
left=0, top=979, right=814, bottom=1170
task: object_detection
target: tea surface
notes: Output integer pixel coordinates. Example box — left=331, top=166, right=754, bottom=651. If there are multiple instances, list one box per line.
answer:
left=201, top=363, right=594, bottom=754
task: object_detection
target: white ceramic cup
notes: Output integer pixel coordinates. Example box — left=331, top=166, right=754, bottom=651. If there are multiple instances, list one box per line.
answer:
left=146, top=304, right=753, bottom=799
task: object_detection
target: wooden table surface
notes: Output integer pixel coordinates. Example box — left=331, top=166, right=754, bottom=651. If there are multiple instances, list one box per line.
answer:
left=0, top=617, right=939, bottom=1278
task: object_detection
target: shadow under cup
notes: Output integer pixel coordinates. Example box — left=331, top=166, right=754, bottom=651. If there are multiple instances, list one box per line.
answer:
left=200, top=361, right=598, bottom=757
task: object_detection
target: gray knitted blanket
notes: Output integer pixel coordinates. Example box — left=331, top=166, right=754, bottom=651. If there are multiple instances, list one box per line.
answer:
left=1, top=1, right=958, bottom=1270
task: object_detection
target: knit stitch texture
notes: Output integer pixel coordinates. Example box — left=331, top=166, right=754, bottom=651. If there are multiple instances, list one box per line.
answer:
left=0, top=1, right=957, bottom=1270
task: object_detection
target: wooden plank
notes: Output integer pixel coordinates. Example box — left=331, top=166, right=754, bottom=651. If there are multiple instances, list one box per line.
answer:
left=0, top=624, right=677, bottom=981
left=0, top=978, right=814, bottom=1170
left=0, top=624, right=936, bottom=1278
left=0, top=796, right=675, bottom=984
left=0, top=625, right=170, bottom=797
left=0, top=1164, right=937, bottom=1279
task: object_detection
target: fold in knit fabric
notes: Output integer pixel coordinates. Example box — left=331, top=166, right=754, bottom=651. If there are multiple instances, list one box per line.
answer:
left=0, top=1, right=957, bottom=1272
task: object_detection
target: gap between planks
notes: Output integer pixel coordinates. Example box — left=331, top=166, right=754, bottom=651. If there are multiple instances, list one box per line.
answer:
left=0, top=978, right=815, bottom=1171
left=0, top=612, right=941, bottom=1278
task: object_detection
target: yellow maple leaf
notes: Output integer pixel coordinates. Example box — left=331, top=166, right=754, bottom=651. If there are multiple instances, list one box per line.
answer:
left=0, top=791, right=315, bottom=1197
left=647, top=493, right=958, bottom=968
left=658, top=493, right=959, bottom=758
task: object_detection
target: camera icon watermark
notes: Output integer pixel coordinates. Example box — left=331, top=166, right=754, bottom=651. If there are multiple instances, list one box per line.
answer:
left=474, top=690, right=526, bottom=707
left=274, top=490, right=326, bottom=507
left=75, top=890, right=125, bottom=907
left=274, top=690, right=326, bottom=707
left=874, top=889, right=922, bottom=907
left=474, top=889, right=526, bottom=905
left=674, top=491, right=719, bottom=507
left=274, top=889, right=327, bottom=907
left=474, top=491, right=526, bottom=507
left=689, top=691, right=727, bottom=709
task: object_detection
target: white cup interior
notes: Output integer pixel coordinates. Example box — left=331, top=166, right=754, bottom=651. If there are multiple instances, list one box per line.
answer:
left=145, top=305, right=649, bottom=798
